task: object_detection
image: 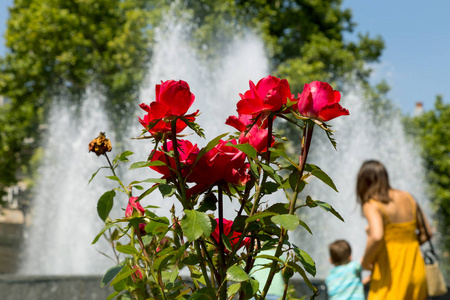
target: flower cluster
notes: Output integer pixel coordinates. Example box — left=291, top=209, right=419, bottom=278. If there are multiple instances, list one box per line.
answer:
left=91, top=75, right=348, bottom=300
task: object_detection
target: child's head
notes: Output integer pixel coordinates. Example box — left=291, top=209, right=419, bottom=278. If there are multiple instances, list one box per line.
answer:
left=329, top=240, right=352, bottom=266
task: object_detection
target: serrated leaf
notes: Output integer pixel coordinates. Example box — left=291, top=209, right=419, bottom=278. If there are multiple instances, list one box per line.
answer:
left=227, top=142, right=257, bottom=159
left=293, top=245, right=316, bottom=276
left=101, top=263, right=124, bottom=287
left=97, top=190, right=115, bottom=222
left=271, top=214, right=299, bottom=231
left=227, top=265, right=250, bottom=282
left=129, top=160, right=165, bottom=170
left=311, top=169, right=338, bottom=192
left=180, top=210, right=212, bottom=242
left=262, top=181, right=279, bottom=194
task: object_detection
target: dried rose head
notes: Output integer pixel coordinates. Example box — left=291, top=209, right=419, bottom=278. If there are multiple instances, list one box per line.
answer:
left=89, top=132, right=112, bottom=156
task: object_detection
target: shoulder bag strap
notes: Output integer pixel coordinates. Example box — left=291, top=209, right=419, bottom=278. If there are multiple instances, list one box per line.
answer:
left=416, top=201, right=438, bottom=263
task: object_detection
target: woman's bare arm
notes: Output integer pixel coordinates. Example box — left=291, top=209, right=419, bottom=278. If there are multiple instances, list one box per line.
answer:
left=361, top=201, right=384, bottom=270
left=416, top=202, right=433, bottom=245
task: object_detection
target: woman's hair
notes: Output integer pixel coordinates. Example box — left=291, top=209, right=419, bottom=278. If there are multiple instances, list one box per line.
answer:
left=356, top=160, right=391, bottom=204
left=329, top=240, right=351, bottom=265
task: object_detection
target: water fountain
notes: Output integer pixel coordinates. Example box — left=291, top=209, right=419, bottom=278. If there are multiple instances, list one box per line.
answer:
left=10, top=7, right=435, bottom=300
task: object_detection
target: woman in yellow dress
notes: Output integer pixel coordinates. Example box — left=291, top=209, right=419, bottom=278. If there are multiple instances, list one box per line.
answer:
left=356, top=160, right=432, bottom=300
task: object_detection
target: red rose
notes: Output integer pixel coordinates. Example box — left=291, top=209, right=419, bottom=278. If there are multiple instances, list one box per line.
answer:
left=236, top=75, right=293, bottom=115
left=125, top=197, right=145, bottom=218
left=150, top=139, right=199, bottom=178
left=211, top=218, right=250, bottom=252
left=225, top=114, right=274, bottom=153
left=139, top=80, right=198, bottom=135
left=297, top=81, right=349, bottom=121
left=186, top=139, right=250, bottom=195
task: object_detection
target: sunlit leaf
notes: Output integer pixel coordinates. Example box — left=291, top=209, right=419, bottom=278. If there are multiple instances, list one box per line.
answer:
left=227, top=265, right=250, bottom=282
left=129, top=160, right=165, bottom=170
left=227, top=142, right=257, bottom=159
left=181, top=210, right=212, bottom=242
left=271, top=214, right=299, bottom=231
left=293, top=245, right=316, bottom=276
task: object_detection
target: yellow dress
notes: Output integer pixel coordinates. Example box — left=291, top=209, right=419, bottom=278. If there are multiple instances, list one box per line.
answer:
left=368, top=198, right=427, bottom=300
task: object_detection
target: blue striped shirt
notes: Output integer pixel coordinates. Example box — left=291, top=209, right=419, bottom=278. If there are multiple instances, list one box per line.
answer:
left=325, top=261, right=365, bottom=300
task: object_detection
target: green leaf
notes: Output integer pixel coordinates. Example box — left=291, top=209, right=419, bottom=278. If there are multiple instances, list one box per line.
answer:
left=246, top=212, right=277, bottom=223
left=293, top=245, right=316, bottom=276
left=92, top=223, right=115, bottom=244
left=158, top=184, right=175, bottom=197
left=116, top=245, right=138, bottom=255
left=129, top=160, right=165, bottom=170
left=88, top=166, right=108, bottom=184
left=227, top=283, right=241, bottom=298
left=260, top=163, right=282, bottom=185
left=298, top=219, right=313, bottom=235
left=113, top=151, right=134, bottom=165
left=129, top=178, right=166, bottom=185
left=110, top=267, right=137, bottom=286
left=315, top=200, right=344, bottom=222
left=287, top=261, right=317, bottom=293
left=187, top=287, right=216, bottom=299
left=101, top=263, right=124, bottom=287
left=97, top=190, right=115, bottom=222
left=136, top=184, right=159, bottom=202
left=194, top=133, right=229, bottom=163
left=227, top=142, right=257, bottom=159
left=180, top=210, right=212, bottom=242
left=197, top=193, right=217, bottom=212
left=227, top=265, right=250, bottom=282
left=106, top=175, right=120, bottom=182
left=262, top=181, right=279, bottom=194
left=271, top=214, right=300, bottom=231
left=242, top=278, right=259, bottom=296
left=311, top=169, right=338, bottom=192
left=254, top=254, right=285, bottom=265
left=249, top=159, right=260, bottom=178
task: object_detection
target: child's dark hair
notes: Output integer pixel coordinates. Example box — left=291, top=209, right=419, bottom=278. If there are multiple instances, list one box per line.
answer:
left=329, top=240, right=351, bottom=265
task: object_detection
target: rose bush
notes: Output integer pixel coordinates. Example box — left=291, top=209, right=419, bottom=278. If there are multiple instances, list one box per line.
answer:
left=90, top=75, right=348, bottom=300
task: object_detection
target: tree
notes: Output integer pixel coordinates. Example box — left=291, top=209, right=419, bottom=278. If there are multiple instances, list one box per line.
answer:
left=404, top=96, right=450, bottom=273
left=0, top=0, right=154, bottom=196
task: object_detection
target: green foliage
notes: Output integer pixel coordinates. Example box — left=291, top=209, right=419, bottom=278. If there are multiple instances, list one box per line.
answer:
left=404, top=96, right=450, bottom=270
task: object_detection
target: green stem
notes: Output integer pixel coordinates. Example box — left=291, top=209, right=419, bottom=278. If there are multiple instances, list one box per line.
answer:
left=170, top=120, right=188, bottom=207
left=217, top=186, right=227, bottom=300
left=261, top=122, right=315, bottom=299
left=104, top=153, right=130, bottom=197
left=195, top=240, right=213, bottom=289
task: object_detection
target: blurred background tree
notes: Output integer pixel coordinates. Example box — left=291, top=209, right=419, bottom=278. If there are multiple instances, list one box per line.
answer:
left=404, top=96, right=450, bottom=275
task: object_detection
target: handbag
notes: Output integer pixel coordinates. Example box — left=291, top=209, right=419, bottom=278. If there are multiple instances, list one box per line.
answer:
left=416, top=204, right=448, bottom=297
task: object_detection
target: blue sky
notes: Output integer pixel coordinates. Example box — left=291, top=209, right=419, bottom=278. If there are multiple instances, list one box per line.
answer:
left=1, top=1, right=449, bottom=114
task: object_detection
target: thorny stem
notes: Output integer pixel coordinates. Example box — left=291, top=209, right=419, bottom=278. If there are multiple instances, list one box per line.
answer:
left=217, top=186, right=227, bottom=300
left=261, top=121, right=315, bottom=299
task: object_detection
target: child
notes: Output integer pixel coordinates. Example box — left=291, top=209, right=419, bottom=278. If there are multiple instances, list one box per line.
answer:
left=325, top=240, right=365, bottom=300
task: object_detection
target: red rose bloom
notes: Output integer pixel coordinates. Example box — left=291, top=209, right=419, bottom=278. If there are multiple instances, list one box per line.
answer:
left=186, top=139, right=250, bottom=196
left=225, top=114, right=274, bottom=153
left=236, top=75, right=293, bottom=115
left=297, top=81, right=349, bottom=121
left=211, top=218, right=250, bottom=252
left=150, top=139, right=199, bottom=178
left=125, top=197, right=145, bottom=218
left=139, top=80, right=198, bottom=135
